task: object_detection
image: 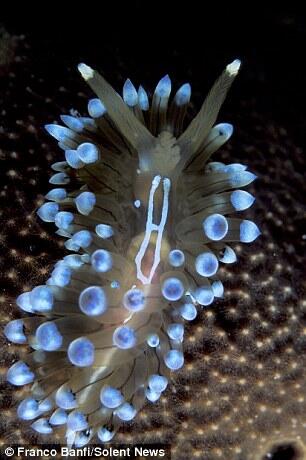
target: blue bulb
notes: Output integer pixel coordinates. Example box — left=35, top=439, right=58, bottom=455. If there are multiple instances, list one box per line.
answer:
left=77, top=142, right=99, bottom=164
left=67, top=411, right=88, bottom=432
left=45, top=188, right=67, bottom=201
left=95, top=224, right=114, bottom=239
left=229, top=171, right=257, bottom=188
left=167, top=323, right=184, bottom=342
left=38, top=398, right=53, bottom=412
left=162, top=277, right=185, bottom=301
left=45, top=124, right=75, bottom=142
left=123, top=288, right=145, bottom=312
left=215, top=123, right=233, bottom=139
left=7, top=361, right=35, bottom=386
left=51, top=264, right=71, bottom=287
left=212, top=280, right=224, bottom=298
left=49, top=172, right=70, bottom=185
left=168, top=249, right=185, bottom=267
left=100, top=386, right=124, bottom=409
left=68, top=337, right=95, bottom=367
left=113, top=326, right=137, bottom=349
left=146, top=333, right=160, bottom=347
left=88, top=98, right=106, bottom=118
left=203, top=214, right=228, bottom=241
left=74, top=430, right=92, bottom=447
left=4, top=319, right=26, bottom=344
left=155, top=75, right=171, bottom=98
left=37, top=202, right=59, bottom=222
left=65, top=149, right=84, bottom=169
left=230, top=190, right=255, bottom=211
left=240, top=220, right=261, bottom=243
left=72, top=230, right=92, bottom=249
left=79, top=286, right=108, bottom=316
left=91, top=249, right=112, bottom=273
left=49, top=408, right=68, bottom=425
left=195, top=252, right=219, bottom=277
left=64, top=254, right=86, bottom=268
left=31, top=418, right=53, bottom=434
left=145, top=388, right=161, bottom=402
left=60, top=115, right=84, bottom=133
left=55, top=386, right=77, bottom=410
left=55, top=211, right=74, bottom=230
left=164, top=350, right=184, bottom=371
left=219, top=245, right=237, bottom=263
left=35, top=322, right=63, bottom=351
left=30, top=285, right=53, bottom=312
left=17, top=398, right=39, bottom=420
left=224, top=163, right=247, bottom=173
left=16, top=292, right=34, bottom=313
left=174, top=83, right=191, bottom=106
left=179, top=303, right=197, bottom=321
left=115, top=402, right=136, bottom=421
left=148, top=374, right=168, bottom=393
left=75, top=191, right=96, bottom=215
left=97, top=427, right=115, bottom=442
left=123, top=79, right=138, bottom=107
left=111, top=280, right=120, bottom=289
left=138, top=86, right=149, bottom=110
left=194, top=286, right=214, bottom=306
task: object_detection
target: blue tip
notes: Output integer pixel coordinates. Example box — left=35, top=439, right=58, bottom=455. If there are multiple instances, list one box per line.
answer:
left=95, top=224, right=114, bottom=239
left=164, top=350, right=184, bottom=371
left=219, top=245, right=237, bottom=263
left=113, top=326, right=137, bottom=349
left=211, top=280, right=224, bottom=298
left=35, top=322, right=63, bottom=351
left=51, top=264, right=71, bottom=287
left=79, top=286, right=108, bottom=316
left=155, top=75, right=171, bottom=98
left=60, top=115, right=84, bottom=133
left=74, top=430, right=91, bottom=447
left=75, top=191, right=96, bottom=215
left=115, top=402, right=136, bottom=421
left=49, top=408, right=68, bottom=426
left=68, top=337, right=95, bottom=367
left=230, top=190, right=255, bottom=211
left=138, top=86, right=149, bottom=110
left=224, top=163, right=247, bottom=173
left=67, top=411, right=88, bottom=432
left=166, top=323, right=184, bottom=342
left=77, top=142, right=100, bottom=164
left=175, top=83, right=191, bottom=106
left=168, top=249, right=185, bottom=267
left=45, top=188, right=67, bottom=202
left=146, top=333, right=160, bottom=347
left=148, top=374, right=168, bottom=393
left=229, top=171, right=257, bottom=188
left=203, top=214, right=228, bottom=241
left=45, top=124, right=75, bottom=142
left=7, top=361, right=35, bottom=386
left=162, top=277, right=185, bottom=301
left=91, top=249, right=112, bottom=273
left=123, top=288, right=145, bottom=312
left=97, top=427, right=115, bottom=442
left=123, top=79, right=138, bottom=107
left=195, top=252, right=219, bottom=277
left=88, top=98, right=106, bottom=118
left=30, top=285, right=53, bottom=312
left=145, top=387, right=161, bottom=402
left=16, top=292, right=34, bottom=313
left=64, top=254, right=86, bottom=268
left=4, top=319, right=26, bottom=344
left=31, top=418, right=53, bottom=434
left=37, top=202, right=59, bottom=222
left=179, top=303, right=197, bottom=321
left=239, top=220, right=261, bottom=243
left=65, top=149, right=84, bottom=169
left=214, top=123, right=233, bottom=139
left=71, top=230, right=92, bottom=249
left=49, top=172, right=70, bottom=185
left=17, top=398, right=40, bottom=420
left=55, top=386, right=77, bottom=410
left=100, top=386, right=124, bottom=409
left=193, top=286, right=214, bottom=306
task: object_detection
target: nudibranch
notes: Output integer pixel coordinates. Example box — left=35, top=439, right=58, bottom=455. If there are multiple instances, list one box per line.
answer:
left=5, top=59, right=260, bottom=446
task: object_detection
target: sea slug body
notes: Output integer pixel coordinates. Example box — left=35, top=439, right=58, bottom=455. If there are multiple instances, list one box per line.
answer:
left=5, top=59, right=260, bottom=446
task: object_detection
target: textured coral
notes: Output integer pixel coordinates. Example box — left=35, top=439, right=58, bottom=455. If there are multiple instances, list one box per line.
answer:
left=0, top=29, right=306, bottom=460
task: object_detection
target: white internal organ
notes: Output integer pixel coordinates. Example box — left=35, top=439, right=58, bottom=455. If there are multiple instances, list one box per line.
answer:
left=135, top=175, right=171, bottom=285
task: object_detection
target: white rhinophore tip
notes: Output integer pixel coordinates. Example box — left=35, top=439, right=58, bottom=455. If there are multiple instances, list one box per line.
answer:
left=226, top=59, right=241, bottom=76
left=78, top=63, right=94, bottom=80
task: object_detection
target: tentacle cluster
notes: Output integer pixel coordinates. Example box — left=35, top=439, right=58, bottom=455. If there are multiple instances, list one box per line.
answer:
left=5, top=59, right=260, bottom=446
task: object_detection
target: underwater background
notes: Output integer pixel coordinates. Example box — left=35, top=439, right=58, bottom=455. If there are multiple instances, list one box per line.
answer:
left=0, top=4, right=305, bottom=460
